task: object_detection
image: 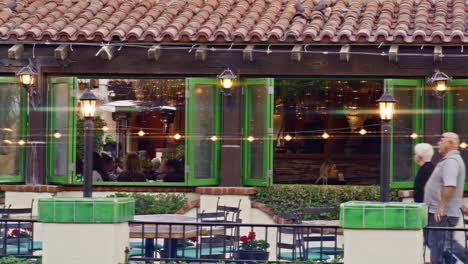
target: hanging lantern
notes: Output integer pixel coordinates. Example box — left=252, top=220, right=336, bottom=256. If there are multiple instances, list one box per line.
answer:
left=217, top=68, right=237, bottom=89
left=427, top=70, right=452, bottom=97
left=79, top=89, right=97, bottom=119
left=376, top=91, right=397, bottom=121
left=16, top=59, right=38, bottom=86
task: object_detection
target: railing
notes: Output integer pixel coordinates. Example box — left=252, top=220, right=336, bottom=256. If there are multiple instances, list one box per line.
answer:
left=0, top=218, right=40, bottom=260
left=128, top=220, right=343, bottom=263
left=424, top=226, right=468, bottom=264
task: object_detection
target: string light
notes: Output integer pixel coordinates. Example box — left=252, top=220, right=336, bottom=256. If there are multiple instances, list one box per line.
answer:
left=460, top=142, right=467, bottom=149
left=2, top=128, right=12, bottom=132
left=284, top=134, right=292, bottom=141
left=410, top=133, right=418, bottom=139
left=359, top=128, right=367, bottom=135
left=247, top=136, right=255, bottom=142
left=321, top=132, right=330, bottom=139
left=102, top=126, right=109, bottom=132
left=53, top=130, right=62, bottom=139
left=17, top=139, right=25, bottom=145
left=137, top=130, right=145, bottom=137
left=2, top=140, right=12, bottom=144
left=173, top=133, right=182, bottom=140
left=210, top=135, right=218, bottom=141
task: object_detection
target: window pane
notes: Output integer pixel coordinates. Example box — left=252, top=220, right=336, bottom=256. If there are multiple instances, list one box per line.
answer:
left=249, top=84, right=266, bottom=179
left=274, top=80, right=383, bottom=185
left=75, top=79, right=185, bottom=183
left=448, top=85, right=468, bottom=183
left=0, top=83, right=21, bottom=176
left=392, top=85, right=415, bottom=181
left=53, top=83, right=70, bottom=177
left=192, top=84, right=215, bottom=179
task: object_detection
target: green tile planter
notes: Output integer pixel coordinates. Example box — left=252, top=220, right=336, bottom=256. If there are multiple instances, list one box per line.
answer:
left=339, top=201, right=428, bottom=229
left=38, top=197, right=134, bottom=223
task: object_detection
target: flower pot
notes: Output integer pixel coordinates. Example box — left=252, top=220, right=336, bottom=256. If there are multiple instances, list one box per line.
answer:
left=237, top=250, right=269, bottom=263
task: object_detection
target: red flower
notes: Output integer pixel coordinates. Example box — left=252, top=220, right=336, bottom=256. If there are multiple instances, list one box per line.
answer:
left=240, top=235, right=249, bottom=243
left=188, top=237, right=197, bottom=242
left=248, top=231, right=256, bottom=240
left=11, top=229, right=19, bottom=237
left=124, top=247, right=131, bottom=254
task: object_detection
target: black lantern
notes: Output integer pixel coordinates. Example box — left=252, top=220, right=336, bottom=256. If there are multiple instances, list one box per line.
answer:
left=427, top=70, right=452, bottom=97
left=79, top=88, right=97, bottom=198
left=16, top=59, right=38, bottom=86
left=376, top=91, right=397, bottom=121
left=217, top=68, right=237, bottom=89
left=79, top=89, right=97, bottom=119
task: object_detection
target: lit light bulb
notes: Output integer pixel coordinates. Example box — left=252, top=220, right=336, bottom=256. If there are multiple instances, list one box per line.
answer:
left=137, top=130, right=145, bottom=137
left=173, top=133, right=182, bottom=140
left=410, top=133, right=418, bottom=139
left=2, top=128, right=12, bottom=132
left=284, top=134, right=292, bottom=141
left=460, top=142, right=467, bottom=149
left=53, top=130, right=62, bottom=139
left=2, top=140, right=12, bottom=144
left=18, top=139, right=25, bottom=145
left=247, top=136, right=255, bottom=142
left=359, top=128, right=367, bottom=135
left=321, top=132, right=330, bottom=139
left=102, top=126, right=109, bottom=132
left=221, top=79, right=233, bottom=89
left=436, top=80, right=447, bottom=92
left=210, top=135, right=218, bottom=142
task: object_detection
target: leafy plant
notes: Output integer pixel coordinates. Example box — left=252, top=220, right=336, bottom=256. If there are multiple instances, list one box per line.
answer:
left=239, top=231, right=269, bottom=251
left=0, top=257, right=40, bottom=264
left=76, top=115, right=106, bottom=160
left=164, top=143, right=184, bottom=161
left=108, top=193, right=186, bottom=215
left=252, top=184, right=400, bottom=220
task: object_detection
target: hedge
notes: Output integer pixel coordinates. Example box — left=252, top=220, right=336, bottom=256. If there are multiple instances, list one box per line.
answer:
left=109, top=193, right=187, bottom=215
left=0, top=257, right=40, bottom=264
left=251, top=185, right=400, bottom=220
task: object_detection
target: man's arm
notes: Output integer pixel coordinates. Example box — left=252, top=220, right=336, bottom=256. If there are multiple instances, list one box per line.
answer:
left=435, top=186, right=456, bottom=222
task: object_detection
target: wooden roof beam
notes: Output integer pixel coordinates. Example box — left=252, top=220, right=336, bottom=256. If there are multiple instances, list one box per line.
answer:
left=339, top=45, right=350, bottom=62
left=243, top=45, right=254, bottom=62
left=388, top=45, right=399, bottom=63
left=291, top=45, right=302, bottom=62
left=195, top=45, right=207, bottom=61
left=8, top=44, right=23, bottom=60
left=434, top=46, right=443, bottom=62
left=147, top=45, right=161, bottom=61
left=54, top=44, right=69, bottom=60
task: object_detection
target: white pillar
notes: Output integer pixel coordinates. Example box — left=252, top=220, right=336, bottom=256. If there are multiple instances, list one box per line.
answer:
left=41, top=222, right=129, bottom=264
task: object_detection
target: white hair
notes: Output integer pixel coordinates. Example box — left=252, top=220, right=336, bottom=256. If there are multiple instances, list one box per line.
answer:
left=414, top=143, right=434, bottom=162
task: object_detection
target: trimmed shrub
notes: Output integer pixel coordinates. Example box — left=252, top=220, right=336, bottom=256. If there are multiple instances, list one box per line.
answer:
left=109, top=193, right=187, bottom=215
left=0, top=257, right=40, bottom=264
left=252, top=185, right=400, bottom=220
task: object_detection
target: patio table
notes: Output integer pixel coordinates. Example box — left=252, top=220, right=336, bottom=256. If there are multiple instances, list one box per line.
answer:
left=129, top=214, right=224, bottom=259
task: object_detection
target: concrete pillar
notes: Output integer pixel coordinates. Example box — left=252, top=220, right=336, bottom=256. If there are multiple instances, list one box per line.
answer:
left=42, top=223, right=129, bottom=264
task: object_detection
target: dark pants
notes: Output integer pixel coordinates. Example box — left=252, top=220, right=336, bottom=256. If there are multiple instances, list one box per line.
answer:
left=427, top=213, right=466, bottom=264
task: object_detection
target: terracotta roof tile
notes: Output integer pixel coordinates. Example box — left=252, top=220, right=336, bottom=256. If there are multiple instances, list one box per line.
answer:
left=0, top=0, right=468, bottom=43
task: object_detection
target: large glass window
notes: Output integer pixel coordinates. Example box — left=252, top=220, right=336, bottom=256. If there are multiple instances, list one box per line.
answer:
left=0, top=78, right=24, bottom=181
left=274, top=79, right=383, bottom=185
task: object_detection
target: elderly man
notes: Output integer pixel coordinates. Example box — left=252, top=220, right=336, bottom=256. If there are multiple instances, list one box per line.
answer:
left=424, top=132, right=466, bottom=263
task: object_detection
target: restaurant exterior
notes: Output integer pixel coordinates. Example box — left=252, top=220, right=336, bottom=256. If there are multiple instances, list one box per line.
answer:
left=0, top=0, right=467, bottom=192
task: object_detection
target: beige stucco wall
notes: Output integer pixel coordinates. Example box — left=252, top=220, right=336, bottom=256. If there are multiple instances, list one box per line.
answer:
left=41, top=222, right=129, bottom=264
left=344, top=229, right=424, bottom=264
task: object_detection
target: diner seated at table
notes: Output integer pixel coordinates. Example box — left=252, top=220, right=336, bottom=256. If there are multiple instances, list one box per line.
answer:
left=315, top=160, right=345, bottom=185
left=118, top=152, right=146, bottom=182
left=153, top=159, right=184, bottom=182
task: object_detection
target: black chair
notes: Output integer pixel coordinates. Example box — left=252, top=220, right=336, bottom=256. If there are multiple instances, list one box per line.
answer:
left=0, top=199, right=36, bottom=255
left=276, top=212, right=305, bottom=261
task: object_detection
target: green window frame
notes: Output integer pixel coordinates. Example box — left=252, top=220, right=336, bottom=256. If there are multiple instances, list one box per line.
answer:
left=0, top=77, right=26, bottom=183
left=387, top=79, right=424, bottom=189
left=242, top=78, right=274, bottom=186
left=47, top=77, right=77, bottom=184
left=442, top=79, right=468, bottom=191
left=47, top=77, right=222, bottom=186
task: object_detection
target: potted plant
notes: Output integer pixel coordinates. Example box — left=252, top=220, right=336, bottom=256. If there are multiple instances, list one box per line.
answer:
left=237, top=231, right=270, bottom=262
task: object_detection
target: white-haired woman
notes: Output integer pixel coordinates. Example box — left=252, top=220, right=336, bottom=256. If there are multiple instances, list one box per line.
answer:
left=413, top=143, right=435, bottom=203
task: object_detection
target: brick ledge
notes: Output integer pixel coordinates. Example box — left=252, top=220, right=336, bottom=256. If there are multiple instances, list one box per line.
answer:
left=0, top=185, right=62, bottom=193
left=176, top=199, right=200, bottom=214
left=195, top=187, right=256, bottom=195
left=62, top=186, right=195, bottom=192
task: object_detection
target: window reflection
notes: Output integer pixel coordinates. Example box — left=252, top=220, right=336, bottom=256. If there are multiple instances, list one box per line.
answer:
left=274, top=79, right=383, bottom=185
left=75, top=79, right=185, bottom=183
left=0, top=83, right=21, bottom=176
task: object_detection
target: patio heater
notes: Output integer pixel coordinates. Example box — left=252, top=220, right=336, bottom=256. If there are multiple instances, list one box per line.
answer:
left=79, top=87, right=97, bottom=198
left=376, top=90, right=397, bottom=202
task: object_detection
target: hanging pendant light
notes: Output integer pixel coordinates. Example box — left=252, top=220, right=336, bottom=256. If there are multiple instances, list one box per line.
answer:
left=376, top=90, right=397, bottom=121
left=217, top=68, right=237, bottom=89
left=16, top=58, right=38, bottom=86
left=427, top=70, right=452, bottom=97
